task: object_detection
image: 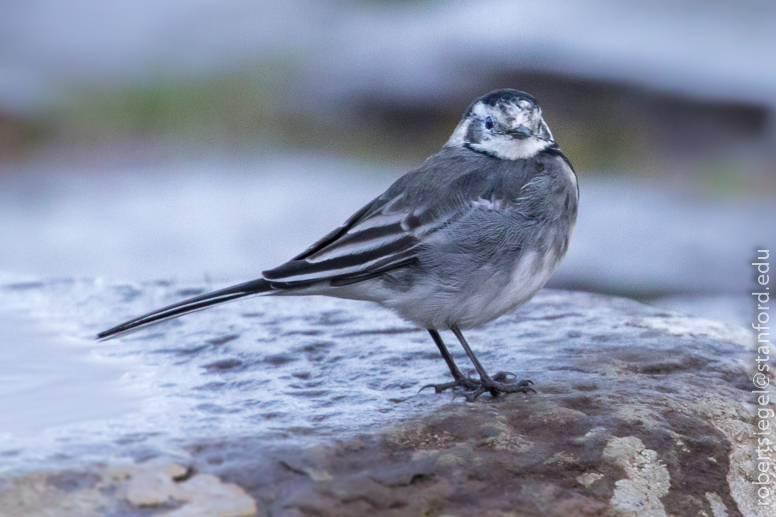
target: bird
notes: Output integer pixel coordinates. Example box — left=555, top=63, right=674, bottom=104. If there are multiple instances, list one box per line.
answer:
left=98, top=88, right=579, bottom=401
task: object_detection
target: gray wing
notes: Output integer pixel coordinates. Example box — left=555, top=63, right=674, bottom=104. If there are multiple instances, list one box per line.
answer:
left=262, top=146, right=544, bottom=286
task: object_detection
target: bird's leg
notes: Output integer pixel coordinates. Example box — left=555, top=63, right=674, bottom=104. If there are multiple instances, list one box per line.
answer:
left=428, top=329, right=467, bottom=381
left=450, top=325, right=534, bottom=401
left=419, top=329, right=480, bottom=392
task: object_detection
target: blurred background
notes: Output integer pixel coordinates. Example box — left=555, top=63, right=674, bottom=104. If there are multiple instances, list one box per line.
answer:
left=2, top=0, right=775, bottom=327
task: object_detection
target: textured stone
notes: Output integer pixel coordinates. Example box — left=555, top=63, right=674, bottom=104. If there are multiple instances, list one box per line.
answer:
left=122, top=457, right=189, bottom=506
left=603, top=436, right=671, bottom=516
left=0, top=459, right=258, bottom=517
left=0, top=288, right=770, bottom=516
left=186, top=292, right=763, bottom=516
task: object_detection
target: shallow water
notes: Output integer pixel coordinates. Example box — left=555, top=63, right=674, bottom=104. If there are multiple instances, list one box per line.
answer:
left=0, top=273, right=460, bottom=475
left=0, top=312, right=140, bottom=436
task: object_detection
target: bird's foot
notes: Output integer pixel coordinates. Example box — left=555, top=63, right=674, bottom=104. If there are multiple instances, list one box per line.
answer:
left=419, top=371, right=522, bottom=395
left=465, top=378, right=535, bottom=402
left=419, top=376, right=480, bottom=393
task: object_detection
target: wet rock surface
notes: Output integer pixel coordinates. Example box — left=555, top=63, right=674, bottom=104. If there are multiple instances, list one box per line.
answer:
left=0, top=277, right=769, bottom=516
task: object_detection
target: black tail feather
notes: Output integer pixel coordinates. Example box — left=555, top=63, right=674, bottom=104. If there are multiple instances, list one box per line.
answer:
left=97, top=278, right=274, bottom=340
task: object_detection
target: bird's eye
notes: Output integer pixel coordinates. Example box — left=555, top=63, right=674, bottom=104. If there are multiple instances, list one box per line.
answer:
left=484, top=117, right=494, bottom=130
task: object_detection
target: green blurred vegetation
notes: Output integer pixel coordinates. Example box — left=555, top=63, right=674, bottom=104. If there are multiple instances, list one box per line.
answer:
left=3, top=64, right=770, bottom=190
left=550, top=118, right=648, bottom=173
left=0, top=113, right=45, bottom=161
left=37, top=65, right=459, bottom=166
left=55, top=64, right=286, bottom=143
left=35, top=72, right=650, bottom=171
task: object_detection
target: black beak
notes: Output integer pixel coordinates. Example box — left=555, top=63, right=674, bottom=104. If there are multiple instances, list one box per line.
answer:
left=507, top=124, right=532, bottom=139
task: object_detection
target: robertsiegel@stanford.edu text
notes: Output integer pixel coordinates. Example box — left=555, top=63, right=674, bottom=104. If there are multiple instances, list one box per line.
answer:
left=752, top=249, right=773, bottom=508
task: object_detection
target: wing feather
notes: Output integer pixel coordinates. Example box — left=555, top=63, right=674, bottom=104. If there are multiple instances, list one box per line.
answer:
left=264, top=146, right=539, bottom=286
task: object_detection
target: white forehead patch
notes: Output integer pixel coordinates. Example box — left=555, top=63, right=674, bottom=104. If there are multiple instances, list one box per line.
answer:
left=503, top=102, right=542, bottom=130
left=505, top=105, right=531, bottom=128
left=446, top=98, right=554, bottom=159
left=470, top=100, right=538, bottom=132
left=470, top=102, right=491, bottom=118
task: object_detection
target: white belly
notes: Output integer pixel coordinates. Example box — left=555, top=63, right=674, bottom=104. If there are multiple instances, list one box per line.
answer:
left=325, top=249, right=558, bottom=330
left=423, top=249, right=556, bottom=329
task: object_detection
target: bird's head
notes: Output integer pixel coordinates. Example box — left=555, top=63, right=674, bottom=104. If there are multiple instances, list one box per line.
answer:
left=448, top=89, right=555, bottom=160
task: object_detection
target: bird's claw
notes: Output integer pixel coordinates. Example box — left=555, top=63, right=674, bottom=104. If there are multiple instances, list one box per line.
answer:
left=491, top=371, right=517, bottom=382
left=419, top=376, right=481, bottom=393
left=464, top=378, right=535, bottom=402
left=419, top=372, right=533, bottom=401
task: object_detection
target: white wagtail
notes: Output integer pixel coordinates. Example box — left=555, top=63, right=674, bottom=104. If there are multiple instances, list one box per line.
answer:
left=99, top=89, right=578, bottom=401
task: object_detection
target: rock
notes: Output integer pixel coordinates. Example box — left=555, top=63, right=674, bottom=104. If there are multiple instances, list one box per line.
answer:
left=162, top=473, right=258, bottom=517
left=122, top=457, right=190, bottom=506
left=0, top=471, right=108, bottom=517
left=0, top=458, right=258, bottom=517
left=0, top=280, right=770, bottom=516
left=175, top=292, right=768, bottom=516
left=602, top=436, right=671, bottom=515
